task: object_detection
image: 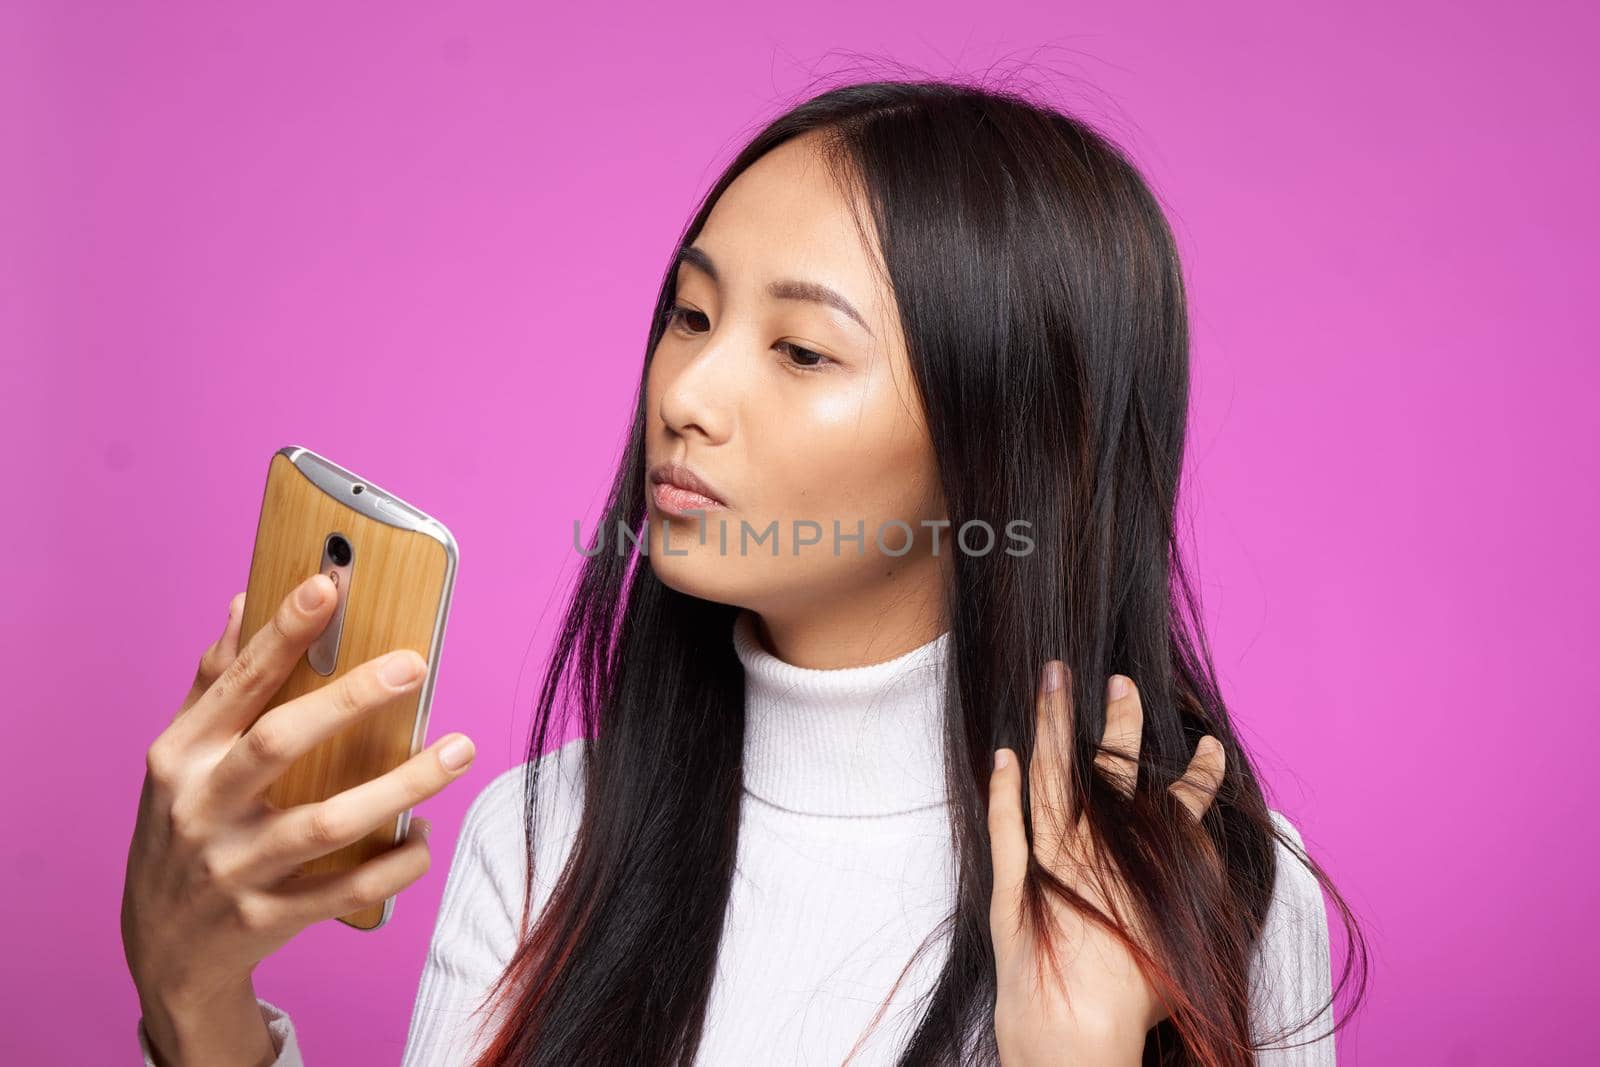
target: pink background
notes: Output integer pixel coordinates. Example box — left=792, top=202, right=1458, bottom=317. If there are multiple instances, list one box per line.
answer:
left=3, top=2, right=1594, bottom=1064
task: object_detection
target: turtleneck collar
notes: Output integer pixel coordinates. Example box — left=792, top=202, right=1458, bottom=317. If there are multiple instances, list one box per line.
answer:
left=732, top=608, right=953, bottom=818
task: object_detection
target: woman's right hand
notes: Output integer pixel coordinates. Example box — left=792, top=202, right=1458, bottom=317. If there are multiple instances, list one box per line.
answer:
left=121, top=573, right=477, bottom=1056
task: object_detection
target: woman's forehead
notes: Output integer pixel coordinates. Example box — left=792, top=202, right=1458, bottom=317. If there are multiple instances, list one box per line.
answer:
left=689, top=140, right=897, bottom=340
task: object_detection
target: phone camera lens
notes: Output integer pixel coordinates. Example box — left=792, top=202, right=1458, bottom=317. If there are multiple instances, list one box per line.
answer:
left=327, top=534, right=352, bottom=567
left=352, top=485, right=364, bottom=495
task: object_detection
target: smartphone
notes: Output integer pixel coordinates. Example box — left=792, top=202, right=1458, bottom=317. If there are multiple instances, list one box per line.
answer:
left=239, top=445, right=459, bottom=930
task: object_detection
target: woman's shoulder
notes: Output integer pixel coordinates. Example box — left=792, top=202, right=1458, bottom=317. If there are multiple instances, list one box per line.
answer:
left=1254, top=809, right=1331, bottom=979
left=468, top=735, right=589, bottom=829
left=1251, top=810, right=1337, bottom=1057
left=454, top=735, right=590, bottom=902
left=1261, top=808, right=1325, bottom=921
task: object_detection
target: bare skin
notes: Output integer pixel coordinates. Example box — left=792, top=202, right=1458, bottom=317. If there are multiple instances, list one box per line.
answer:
left=121, top=575, right=478, bottom=1066
left=644, top=130, right=950, bottom=667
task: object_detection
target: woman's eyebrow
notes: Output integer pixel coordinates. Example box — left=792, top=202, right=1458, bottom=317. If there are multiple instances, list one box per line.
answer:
left=676, top=244, right=874, bottom=339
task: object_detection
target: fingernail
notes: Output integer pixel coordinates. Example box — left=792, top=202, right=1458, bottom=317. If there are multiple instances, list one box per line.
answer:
left=439, top=735, right=475, bottom=771
left=994, top=749, right=1010, bottom=770
left=1043, top=661, right=1065, bottom=692
left=1109, top=675, right=1130, bottom=699
left=380, top=651, right=424, bottom=688
left=297, top=575, right=327, bottom=610
left=415, top=818, right=431, bottom=840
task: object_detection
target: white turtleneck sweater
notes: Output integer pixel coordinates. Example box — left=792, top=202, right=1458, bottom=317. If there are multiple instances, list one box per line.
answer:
left=139, top=611, right=1336, bottom=1065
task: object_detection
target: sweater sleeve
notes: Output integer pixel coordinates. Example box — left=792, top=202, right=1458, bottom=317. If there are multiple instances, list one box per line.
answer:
left=136, top=996, right=302, bottom=1066
left=1250, top=810, right=1338, bottom=1066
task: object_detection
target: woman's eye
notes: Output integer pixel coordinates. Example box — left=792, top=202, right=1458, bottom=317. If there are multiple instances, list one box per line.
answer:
left=776, top=342, right=833, bottom=372
left=663, top=304, right=710, bottom=334
left=662, top=305, right=832, bottom=373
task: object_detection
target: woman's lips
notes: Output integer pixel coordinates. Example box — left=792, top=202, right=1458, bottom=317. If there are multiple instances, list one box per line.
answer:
left=651, top=481, right=729, bottom=517
left=648, top=460, right=729, bottom=518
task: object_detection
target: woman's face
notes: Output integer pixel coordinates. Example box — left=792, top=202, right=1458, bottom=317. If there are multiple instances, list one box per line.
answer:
left=644, top=132, right=948, bottom=645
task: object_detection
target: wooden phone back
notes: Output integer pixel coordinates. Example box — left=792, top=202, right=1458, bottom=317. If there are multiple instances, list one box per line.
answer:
left=241, top=451, right=452, bottom=930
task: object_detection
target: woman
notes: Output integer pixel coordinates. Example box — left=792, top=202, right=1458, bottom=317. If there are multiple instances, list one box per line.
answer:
left=124, top=79, right=1365, bottom=1066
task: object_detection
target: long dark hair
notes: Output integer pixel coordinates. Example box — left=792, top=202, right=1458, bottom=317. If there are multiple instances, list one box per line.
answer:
left=471, top=76, right=1367, bottom=1066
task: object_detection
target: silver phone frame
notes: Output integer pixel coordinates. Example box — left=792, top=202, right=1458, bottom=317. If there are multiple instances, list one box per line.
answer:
left=273, top=444, right=460, bottom=931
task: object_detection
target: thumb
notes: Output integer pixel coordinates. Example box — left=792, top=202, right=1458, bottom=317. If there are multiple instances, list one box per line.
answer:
left=987, top=748, right=1029, bottom=952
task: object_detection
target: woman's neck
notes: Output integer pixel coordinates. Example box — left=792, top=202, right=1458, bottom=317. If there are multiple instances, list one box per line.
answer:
left=738, top=594, right=948, bottom=671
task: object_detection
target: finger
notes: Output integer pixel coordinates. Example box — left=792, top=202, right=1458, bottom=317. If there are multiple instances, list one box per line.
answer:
left=207, top=647, right=429, bottom=804
left=248, top=733, right=474, bottom=880
left=987, top=748, right=1029, bottom=948
left=1029, top=660, right=1077, bottom=856
left=1169, top=735, right=1226, bottom=821
left=269, top=815, right=433, bottom=927
left=1094, top=674, right=1142, bottom=798
left=195, top=573, right=338, bottom=737
left=181, top=592, right=247, bottom=717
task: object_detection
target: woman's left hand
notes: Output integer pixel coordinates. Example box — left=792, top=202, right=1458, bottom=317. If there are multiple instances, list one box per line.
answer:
left=988, top=663, right=1227, bottom=1065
